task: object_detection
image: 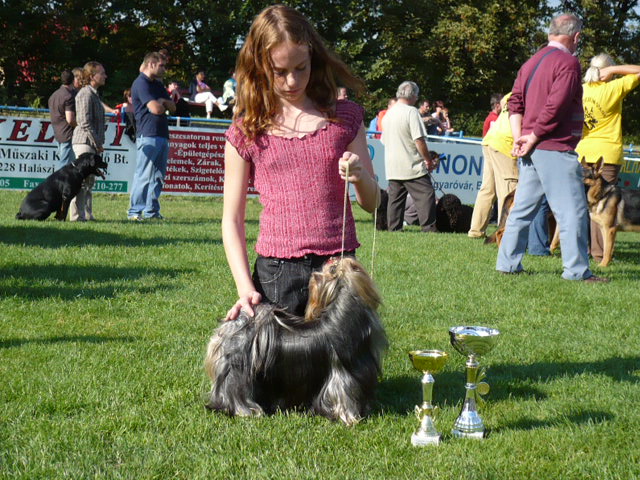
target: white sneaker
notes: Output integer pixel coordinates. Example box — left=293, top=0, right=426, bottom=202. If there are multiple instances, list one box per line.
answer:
left=218, top=103, right=228, bottom=112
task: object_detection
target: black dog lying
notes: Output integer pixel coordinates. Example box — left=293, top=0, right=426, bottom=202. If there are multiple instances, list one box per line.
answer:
left=435, top=193, right=473, bottom=233
left=16, top=153, right=107, bottom=221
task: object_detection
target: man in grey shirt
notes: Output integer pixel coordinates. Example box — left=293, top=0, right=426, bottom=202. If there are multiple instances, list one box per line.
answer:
left=381, top=81, right=438, bottom=232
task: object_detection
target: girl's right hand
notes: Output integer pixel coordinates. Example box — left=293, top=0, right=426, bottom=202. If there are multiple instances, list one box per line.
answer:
left=225, top=291, right=262, bottom=321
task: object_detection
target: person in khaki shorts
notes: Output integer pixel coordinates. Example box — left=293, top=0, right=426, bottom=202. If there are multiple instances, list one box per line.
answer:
left=468, top=92, right=519, bottom=238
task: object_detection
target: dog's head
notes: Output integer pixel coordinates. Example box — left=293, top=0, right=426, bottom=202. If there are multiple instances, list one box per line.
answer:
left=427, top=151, right=445, bottom=170
left=76, top=153, right=108, bottom=179
left=305, top=257, right=381, bottom=321
left=581, top=156, right=604, bottom=187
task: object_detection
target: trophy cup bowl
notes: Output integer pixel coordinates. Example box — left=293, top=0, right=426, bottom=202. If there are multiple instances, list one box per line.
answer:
left=449, top=326, right=500, bottom=357
left=408, top=350, right=448, bottom=446
left=409, top=349, right=449, bottom=374
left=449, top=326, right=500, bottom=439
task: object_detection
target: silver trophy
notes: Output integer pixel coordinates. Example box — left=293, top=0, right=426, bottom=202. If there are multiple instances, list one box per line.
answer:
left=408, top=350, right=449, bottom=446
left=449, top=326, right=500, bottom=439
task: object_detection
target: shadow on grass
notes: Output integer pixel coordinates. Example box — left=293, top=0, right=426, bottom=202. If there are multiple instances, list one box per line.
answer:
left=0, top=225, right=221, bottom=248
left=0, top=334, right=138, bottom=349
left=377, top=356, right=640, bottom=415
left=491, top=356, right=640, bottom=385
left=609, top=239, right=640, bottom=264
left=0, top=265, right=189, bottom=299
left=494, top=410, right=614, bottom=433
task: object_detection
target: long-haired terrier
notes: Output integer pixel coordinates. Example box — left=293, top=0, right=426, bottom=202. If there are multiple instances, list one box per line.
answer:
left=204, top=257, right=387, bottom=426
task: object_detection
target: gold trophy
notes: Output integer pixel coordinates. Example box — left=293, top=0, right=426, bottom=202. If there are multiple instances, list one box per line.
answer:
left=408, top=350, right=449, bottom=446
left=449, top=326, right=500, bottom=439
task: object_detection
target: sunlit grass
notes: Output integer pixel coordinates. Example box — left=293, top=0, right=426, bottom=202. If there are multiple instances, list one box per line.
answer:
left=1, top=191, right=639, bottom=479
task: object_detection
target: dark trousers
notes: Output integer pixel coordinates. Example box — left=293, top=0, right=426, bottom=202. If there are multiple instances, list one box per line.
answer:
left=387, top=174, right=437, bottom=232
left=252, top=252, right=355, bottom=316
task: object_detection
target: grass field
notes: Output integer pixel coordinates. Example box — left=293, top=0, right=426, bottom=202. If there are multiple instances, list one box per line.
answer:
left=1, top=191, right=639, bottom=479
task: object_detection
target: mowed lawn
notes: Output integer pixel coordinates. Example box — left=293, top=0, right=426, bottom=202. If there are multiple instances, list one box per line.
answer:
left=1, top=191, right=639, bottom=480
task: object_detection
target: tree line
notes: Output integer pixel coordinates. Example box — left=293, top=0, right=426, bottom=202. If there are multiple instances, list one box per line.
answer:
left=2, top=0, right=639, bottom=138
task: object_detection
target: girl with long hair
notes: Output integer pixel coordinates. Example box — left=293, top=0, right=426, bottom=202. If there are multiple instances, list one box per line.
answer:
left=223, top=4, right=379, bottom=320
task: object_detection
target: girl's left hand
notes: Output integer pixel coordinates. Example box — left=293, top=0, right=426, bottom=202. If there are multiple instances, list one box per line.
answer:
left=339, top=152, right=366, bottom=184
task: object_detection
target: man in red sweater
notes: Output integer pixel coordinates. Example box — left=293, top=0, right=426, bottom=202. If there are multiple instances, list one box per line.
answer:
left=496, top=13, right=608, bottom=283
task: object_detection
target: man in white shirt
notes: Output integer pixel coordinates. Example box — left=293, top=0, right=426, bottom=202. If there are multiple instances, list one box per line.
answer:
left=381, top=81, right=438, bottom=232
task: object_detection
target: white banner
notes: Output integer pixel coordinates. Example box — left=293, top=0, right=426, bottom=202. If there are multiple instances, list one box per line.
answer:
left=5, top=114, right=636, bottom=203
left=367, top=137, right=483, bottom=204
left=0, top=115, right=135, bottom=193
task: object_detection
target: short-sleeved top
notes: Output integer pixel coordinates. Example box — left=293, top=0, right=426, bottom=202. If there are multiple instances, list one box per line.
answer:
left=576, top=74, right=640, bottom=165
left=48, top=85, right=76, bottom=143
left=380, top=102, right=428, bottom=180
left=131, top=73, right=171, bottom=138
left=483, top=92, right=514, bottom=158
left=225, top=100, right=364, bottom=259
left=482, top=111, right=499, bottom=137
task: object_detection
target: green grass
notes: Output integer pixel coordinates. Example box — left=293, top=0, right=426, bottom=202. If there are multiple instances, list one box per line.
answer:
left=1, top=191, right=639, bottom=479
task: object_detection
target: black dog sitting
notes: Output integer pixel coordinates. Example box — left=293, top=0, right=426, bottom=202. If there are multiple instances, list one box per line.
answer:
left=16, top=153, right=108, bottom=221
left=435, top=193, right=473, bottom=233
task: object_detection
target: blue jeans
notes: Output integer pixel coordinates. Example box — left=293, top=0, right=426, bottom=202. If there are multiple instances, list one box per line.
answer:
left=57, top=141, right=75, bottom=168
left=496, top=150, right=591, bottom=280
left=527, top=197, right=550, bottom=256
left=128, top=136, right=169, bottom=218
left=253, top=252, right=355, bottom=316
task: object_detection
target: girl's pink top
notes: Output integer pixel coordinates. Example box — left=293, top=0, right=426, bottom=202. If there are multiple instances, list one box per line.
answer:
left=225, top=100, right=364, bottom=259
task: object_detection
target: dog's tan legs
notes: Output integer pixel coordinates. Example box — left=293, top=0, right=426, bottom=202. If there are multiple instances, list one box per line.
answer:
left=600, top=225, right=617, bottom=267
left=549, top=225, right=560, bottom=253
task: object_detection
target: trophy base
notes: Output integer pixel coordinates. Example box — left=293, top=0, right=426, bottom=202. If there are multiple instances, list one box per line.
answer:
left=411, top=431, right=442, bottom=446
left=451, top=428, right=484, bottom=440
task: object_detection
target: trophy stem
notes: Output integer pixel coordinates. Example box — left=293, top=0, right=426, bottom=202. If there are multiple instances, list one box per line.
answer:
left=452, top=355, right=485, bottom=439
left=412, top=371, right=442, bottom=446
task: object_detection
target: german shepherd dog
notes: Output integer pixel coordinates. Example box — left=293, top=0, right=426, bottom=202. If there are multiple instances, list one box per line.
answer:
left=581, top=157, right=640, bottom=266
left=485, top=190, right=558, bottom=247
left=16, top=153, right=107, bottom=221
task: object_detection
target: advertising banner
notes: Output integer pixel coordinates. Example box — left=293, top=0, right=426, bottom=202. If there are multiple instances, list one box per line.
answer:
left=0, top=116, right=134, bottom=193
left=2, top=114, right=638, bottom=205
left=369, top=138, right=483, bottom=204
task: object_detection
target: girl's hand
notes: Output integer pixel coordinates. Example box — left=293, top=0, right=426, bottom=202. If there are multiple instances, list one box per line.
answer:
left=339, top=151, right=366, bottom=184
left=225, top=291, right=262, bottom=321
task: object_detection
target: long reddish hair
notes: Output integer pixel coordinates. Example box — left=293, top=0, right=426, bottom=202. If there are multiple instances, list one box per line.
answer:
left=234, top=4, right=365, bottom=141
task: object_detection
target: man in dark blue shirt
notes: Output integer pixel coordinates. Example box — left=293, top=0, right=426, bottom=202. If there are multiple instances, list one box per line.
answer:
left=128, top=52, right=176, bottom=220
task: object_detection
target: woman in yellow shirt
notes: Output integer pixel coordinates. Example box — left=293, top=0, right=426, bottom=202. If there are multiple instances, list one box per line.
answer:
left=575, top=54, right=640, bottom=262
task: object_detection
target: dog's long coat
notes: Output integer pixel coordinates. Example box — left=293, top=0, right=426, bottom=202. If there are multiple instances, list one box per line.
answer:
left=205, top=258, right=387, bottom=425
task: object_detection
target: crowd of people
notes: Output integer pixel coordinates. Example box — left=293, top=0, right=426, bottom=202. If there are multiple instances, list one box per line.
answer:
left=47, top=51, right=237, bottom=222
left=45, top=6, right=640, bottom=290
left=34, top=4, right=640, bottom=428
left=367, top=97, right=456, bottom=138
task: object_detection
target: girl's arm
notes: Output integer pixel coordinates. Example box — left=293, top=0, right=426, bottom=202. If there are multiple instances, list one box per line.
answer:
left=221, top=141, right=262, bottom=320
left=339, top=124, right=380, bottom=213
